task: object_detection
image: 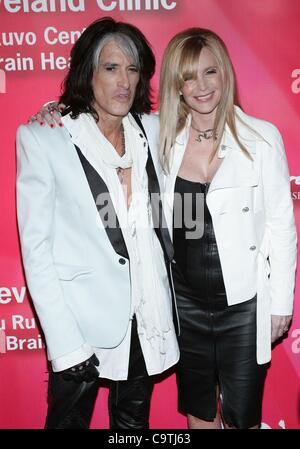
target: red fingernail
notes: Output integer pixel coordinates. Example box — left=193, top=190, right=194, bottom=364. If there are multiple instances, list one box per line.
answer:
left=50, top=123, right=54, bottom=128
left=58, top=122, right=63, bottom=127
left=40, top=121, right=44, bottom=126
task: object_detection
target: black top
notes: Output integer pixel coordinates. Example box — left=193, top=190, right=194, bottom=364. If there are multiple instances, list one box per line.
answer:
left=172, top=176, right=226, bottom=299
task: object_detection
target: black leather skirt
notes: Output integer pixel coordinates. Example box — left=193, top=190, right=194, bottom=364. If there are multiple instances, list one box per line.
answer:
left=174, top=286, right=268, bottom=428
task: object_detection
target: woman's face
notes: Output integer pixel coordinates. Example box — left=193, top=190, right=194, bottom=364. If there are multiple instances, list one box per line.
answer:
left=92, top=40, right=140, bottom=121
left=181, top=47, right=223, bottom=121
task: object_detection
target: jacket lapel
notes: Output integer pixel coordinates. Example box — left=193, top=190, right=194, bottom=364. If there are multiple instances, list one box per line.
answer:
left=146, top=148, right=174, bottom=262
left=132, top=113, right=174, bottom=262
left=75, top=145, right=129, bottom=259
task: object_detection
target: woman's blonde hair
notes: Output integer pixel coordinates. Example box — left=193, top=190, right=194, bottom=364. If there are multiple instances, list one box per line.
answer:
left=159, top=28, right=252, bottom=172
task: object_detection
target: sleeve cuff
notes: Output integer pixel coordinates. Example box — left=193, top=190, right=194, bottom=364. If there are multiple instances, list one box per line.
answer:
left=51, top=343, right=94, bottom=372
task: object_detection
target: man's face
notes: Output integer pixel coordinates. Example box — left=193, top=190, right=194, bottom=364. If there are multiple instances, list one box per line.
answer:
left=91, top=40, right=140, bottom=121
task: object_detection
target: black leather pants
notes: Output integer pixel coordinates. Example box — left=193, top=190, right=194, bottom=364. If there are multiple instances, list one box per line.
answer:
left=45, top=373, right=99, bottom=429
left=45, top=373, right=154, bottom=429
left=108, top=315, right=154, bottom=429
left=45, top=316, right=154, bottom=429
left=108, top=376, right=153, bottom=429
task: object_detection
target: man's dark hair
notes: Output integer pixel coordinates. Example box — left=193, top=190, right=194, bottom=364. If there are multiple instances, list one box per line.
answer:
left=60, top=17, right=155, bottom=119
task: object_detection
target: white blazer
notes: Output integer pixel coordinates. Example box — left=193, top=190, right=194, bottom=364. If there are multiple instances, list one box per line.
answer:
left=164, top=107, right=297, bottom=364
left=16, top=113, right=170, bottom=365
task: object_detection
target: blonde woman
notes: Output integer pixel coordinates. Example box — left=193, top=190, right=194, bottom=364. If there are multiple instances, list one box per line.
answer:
left=160, top=28, right=297, bottom=429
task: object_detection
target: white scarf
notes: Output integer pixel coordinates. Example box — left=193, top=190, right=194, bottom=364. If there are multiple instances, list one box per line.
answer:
left=77, top=113, right=133, bottom=169
left=63, top=113, right=172, bottom=350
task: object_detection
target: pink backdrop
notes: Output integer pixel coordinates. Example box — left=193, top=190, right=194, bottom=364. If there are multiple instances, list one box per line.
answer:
left=0, top=0, right=299, bottom=429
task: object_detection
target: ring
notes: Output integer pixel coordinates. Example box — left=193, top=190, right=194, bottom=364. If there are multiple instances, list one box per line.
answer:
left=47, top=102, right=57, bottom=113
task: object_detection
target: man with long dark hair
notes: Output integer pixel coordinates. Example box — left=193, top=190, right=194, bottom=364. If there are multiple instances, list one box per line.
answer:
left=16, top=17, right=179, bottom=429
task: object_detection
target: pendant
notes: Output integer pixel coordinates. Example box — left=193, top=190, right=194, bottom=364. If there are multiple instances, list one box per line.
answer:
left=195, top=129, right=216, bottom=142
left=117, top=167, right=124, bottom=184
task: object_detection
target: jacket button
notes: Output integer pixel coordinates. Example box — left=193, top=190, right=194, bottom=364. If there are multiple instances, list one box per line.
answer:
left=119, top=258, right=126, bottom=265
left=171, top=259, right=176, bottom=264
left=242, top=207, right=249, bottom=212
left=139, top=133, right=144, bottom=138
left=249, top=245, right=256, bottom=251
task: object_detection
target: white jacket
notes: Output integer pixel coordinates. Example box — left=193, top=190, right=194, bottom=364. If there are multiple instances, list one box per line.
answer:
left=16, top=113, right=178, bottom=371
left=164, top=107, right=297, bottom=364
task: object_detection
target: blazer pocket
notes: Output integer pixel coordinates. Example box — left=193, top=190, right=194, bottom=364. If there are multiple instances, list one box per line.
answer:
left=54, top=263, right=93, bottom=281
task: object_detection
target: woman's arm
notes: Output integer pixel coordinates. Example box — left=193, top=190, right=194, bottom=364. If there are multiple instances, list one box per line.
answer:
left=261, top=124, right=297, bottom=342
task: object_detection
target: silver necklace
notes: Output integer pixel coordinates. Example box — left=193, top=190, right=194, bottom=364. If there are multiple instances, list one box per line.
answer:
left=191, top=122, right=217, bottom=143
left=116, top=125, right=127, bottom=184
